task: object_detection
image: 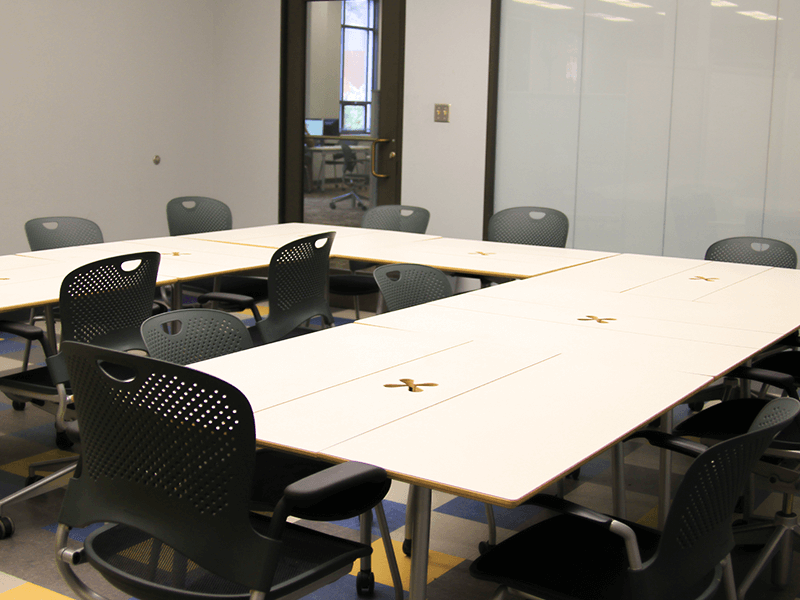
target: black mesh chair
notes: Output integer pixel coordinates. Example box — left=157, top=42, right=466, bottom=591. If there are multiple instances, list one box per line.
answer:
left=19, top=217, right=105, bottom=369
left=141, top=308, right=402, bottom=598
left=0, top=251, right=161, bottom=434
left=25, top=216, right=104, bottom=251
left=165, top=196, right=269, bottom=306
left=166, top=196, right=233, bottom=235
left=329, top=142, right=369, bottom=210
left=373, top=263, right=453, bottom=312
left=487, top=206, right=569, bottom=247
left=200, top=232, right=336, bottom=346
left=470, top=397, right=800, bottom=600
left=0, top=252, right=161, bottom=539
left=705, top=236, right=797, bottom=268
left=674, top=368, right=800, bottom=597
left=54, top=341, right=392, bottom=600
left=329, top=205, right=431, bottom=319
left=141, top=308, right=253, bottom=364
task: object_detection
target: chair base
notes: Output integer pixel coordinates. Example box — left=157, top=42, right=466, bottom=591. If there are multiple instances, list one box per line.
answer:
left=735, top=510, right=800, bottom=598
left=329, top=191, right=368, bottom=210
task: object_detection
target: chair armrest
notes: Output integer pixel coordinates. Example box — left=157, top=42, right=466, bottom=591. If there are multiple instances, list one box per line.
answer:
left=197, top=292, right=262, bottom=321
left=45, top=353, right=71, bottom=386
left=528, top=494, right=643, bottom=570
left=282, top=461, right=387, bottom=510
left=730, top=366, right=798, bottom=398
left=267, top=462, right=387, bottom=538
left=625, top=430, right=707, bottom=458
left=0, top=320, right=55, bottom=356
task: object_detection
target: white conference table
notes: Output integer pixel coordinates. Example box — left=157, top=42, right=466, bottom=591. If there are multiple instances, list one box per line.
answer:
left=4, top=226, right=800, bottom=599
left=190, top=248, right=800, bottom=600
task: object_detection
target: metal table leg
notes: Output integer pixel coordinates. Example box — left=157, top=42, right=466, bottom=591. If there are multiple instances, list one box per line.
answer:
left=658, top=408, right=674, bottom=529
left=409, top=485, right=432, bottom=600
left=611, top=442, right=626, bottom=519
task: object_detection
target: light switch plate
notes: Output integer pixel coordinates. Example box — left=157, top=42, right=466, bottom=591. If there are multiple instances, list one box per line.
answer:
left=434, top=104, right=450, bottom=123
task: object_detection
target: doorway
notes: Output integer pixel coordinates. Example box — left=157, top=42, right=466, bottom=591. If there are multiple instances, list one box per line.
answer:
left=281, top=0, right=405, bottom=225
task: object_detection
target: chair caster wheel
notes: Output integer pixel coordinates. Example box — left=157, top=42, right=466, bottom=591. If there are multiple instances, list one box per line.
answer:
left=11, top=401, right=25, bottom=411
left=688, top=401, right=705, bottom=412
left=329, top=203, right=337, bottom=209
left=0, top=516, right=14, bottom=540
left=356, top=570, right=374, bottom=596
left=25, top=475, right=43, bottom=486
left=402, top=538, right=412, bottom=556
left=478, top=541, right=495, bottom=555
left=567, top=467, right=580, bottom=481
left=56, top=431, right=74, bottom=450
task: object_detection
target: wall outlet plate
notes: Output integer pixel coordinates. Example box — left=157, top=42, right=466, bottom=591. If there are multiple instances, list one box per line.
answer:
left=434, top=104, right=450, bottom=123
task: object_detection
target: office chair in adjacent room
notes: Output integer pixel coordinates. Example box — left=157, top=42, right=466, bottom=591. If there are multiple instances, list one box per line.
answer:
left=0, top=251, right=161, bottom=539
left=470, top=397, right=800, bottom=600
left=141, top=308, right=402, bottom=598
left=329, top=142, right=370, bottom=210
left=54, top=341, right=394, bottom=600
left=487, top=206, right=569, bottom=248
left=199, top=232, right=337, bottom=345
left=165, top=196, right=270, bottom=306
left=329, top=205, right=431, bottom=319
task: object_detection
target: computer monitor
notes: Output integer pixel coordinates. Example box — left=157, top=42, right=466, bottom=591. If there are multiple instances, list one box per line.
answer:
left=323, top=118, right=339, bottom=137
left=304, top=118, right=323, bottom=136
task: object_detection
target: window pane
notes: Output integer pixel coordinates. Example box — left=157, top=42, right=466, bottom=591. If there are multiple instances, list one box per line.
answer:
left=343, top=105, right=366, bottom=131
left=343, top=0, right=370, bottom=27
left=342, top=28, right=368, bottom=102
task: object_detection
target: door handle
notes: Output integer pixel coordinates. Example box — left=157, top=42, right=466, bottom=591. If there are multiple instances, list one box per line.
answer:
left=371, top=139, right=394, bottom=179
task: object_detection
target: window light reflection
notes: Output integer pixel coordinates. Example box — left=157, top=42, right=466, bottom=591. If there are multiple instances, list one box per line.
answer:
left=513, top=0, right=574, bottom=8
left=598, top=0, right=651, bottom=8
left=737, top=10, right=781, bottom=21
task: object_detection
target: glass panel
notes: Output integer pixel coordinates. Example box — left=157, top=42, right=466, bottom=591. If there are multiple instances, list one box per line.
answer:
left=342, top=28, right=369, bottom=102
left=304, top=1, right=374, bottom=228
left=344, top=0, right=370, bottom=27
left=343, top=104, right=366, bottom=131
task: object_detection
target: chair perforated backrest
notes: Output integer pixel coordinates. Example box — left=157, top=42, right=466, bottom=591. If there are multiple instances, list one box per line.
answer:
left=704, top=236, right=797, bottom=269
left=141, top=308, right=253, bottom=365
left=361, top=205, right=430, bottom=234
left=488, top=207, right=569, bottom=248
left=629, top=397, right=800, bottom=600
left=373, top=264, right=453, bottom=312
left=256, top=232, right=336, bottom=344
left=59, top=252, right=161, bottom=351
left=25, top=217, right=104, bottom=251
left=57, top=341, right=279, bottom=593
left=166, top=196, right=233, bottom=236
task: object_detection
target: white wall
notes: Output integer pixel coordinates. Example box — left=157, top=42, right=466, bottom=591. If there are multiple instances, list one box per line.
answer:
left=401, top=0, right=493, bottom=240
left=0, top=0, right=280, bottom=256
left=210, top=0, right=282, bottom=223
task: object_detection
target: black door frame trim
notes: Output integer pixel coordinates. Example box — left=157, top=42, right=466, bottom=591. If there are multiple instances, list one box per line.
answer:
left=483, top=0, right=502, bottom=240
left=280, top=0, right=406, bottom=224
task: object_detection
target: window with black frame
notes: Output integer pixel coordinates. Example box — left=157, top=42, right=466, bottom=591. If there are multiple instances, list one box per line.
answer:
left=340, top=0, right=375, bottom=134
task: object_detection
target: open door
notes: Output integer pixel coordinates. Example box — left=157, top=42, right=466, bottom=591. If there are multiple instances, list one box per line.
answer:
left=281, top=0, right=405, bottom=225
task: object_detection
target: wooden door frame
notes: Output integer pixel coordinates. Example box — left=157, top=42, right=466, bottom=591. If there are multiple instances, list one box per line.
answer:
left=280, top=0, right=406, bottom=223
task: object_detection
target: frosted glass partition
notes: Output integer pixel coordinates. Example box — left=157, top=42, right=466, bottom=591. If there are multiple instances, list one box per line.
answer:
left=763, top=1, right=800, bottom=252
left=495, top=0, right=799, bottom=261
left=494, top=0, right=584, bottom=247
